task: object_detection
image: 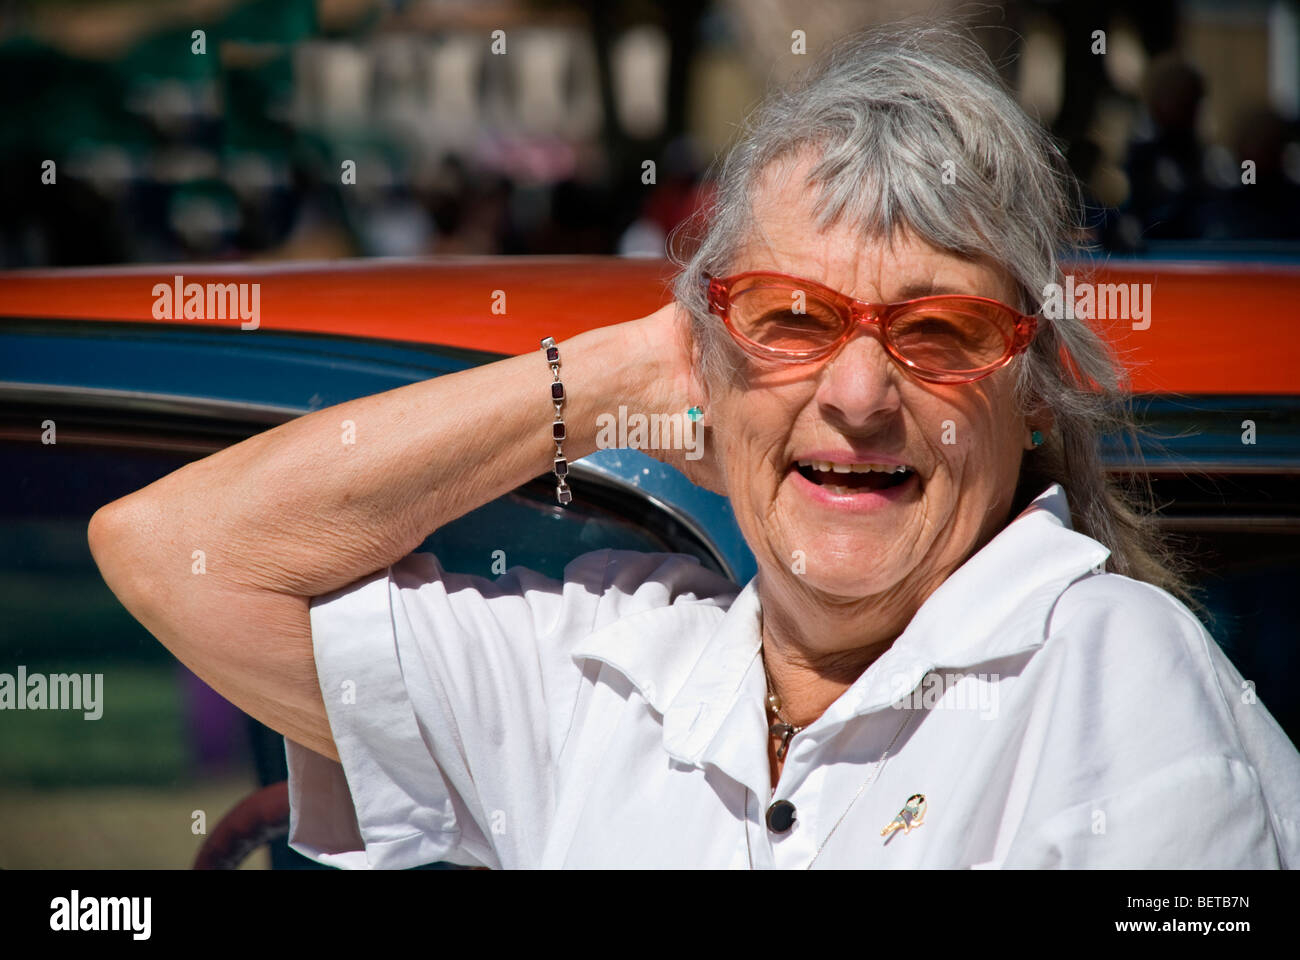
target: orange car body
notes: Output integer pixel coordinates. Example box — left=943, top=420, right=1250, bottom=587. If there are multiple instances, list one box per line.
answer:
left=2, top=257, right=1296, bottom=395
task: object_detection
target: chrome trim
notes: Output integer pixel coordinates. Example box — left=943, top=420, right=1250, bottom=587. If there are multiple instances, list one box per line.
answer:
left=1105, top=463, right=1300, bottom=476
left=0, top=381, right=305, bottom=423
left=0, top=428, right=228, bottom=455
left=565, top=461, right=738, bottom=581
left=1155, top=517, right=1300, bottom=533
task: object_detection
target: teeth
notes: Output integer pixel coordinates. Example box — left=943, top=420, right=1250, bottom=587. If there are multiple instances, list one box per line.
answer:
left=796, top=459, right=910, bottom=474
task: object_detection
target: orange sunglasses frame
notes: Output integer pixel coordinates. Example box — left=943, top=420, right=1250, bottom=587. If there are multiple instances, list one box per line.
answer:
left=705, top=271, right=1039, bottom=384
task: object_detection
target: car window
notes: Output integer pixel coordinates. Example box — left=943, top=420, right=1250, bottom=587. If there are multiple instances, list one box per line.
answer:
left=0, top=439, right=255, bottom=869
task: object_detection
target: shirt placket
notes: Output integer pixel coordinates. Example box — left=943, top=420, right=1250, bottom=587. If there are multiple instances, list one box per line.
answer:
left=753, top=705, right=921, bottom=868
left=762, top=734, right=828, bottom=867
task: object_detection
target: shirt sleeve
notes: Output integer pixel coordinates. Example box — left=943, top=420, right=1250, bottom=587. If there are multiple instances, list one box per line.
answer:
left=1000, top=754, right=1289, bottom=867
left=284, top=547, right=733, bottom=869
left=285, top=549, right=608, bottom=869
left=993, top=574, right=1300, bottom=868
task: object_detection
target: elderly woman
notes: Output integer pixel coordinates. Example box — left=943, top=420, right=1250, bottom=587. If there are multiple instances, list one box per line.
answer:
left=90, top=23, right=1299, bottom=868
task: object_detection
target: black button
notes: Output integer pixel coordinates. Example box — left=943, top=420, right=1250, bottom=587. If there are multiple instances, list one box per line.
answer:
left=766, top=799, right=796, bottom=833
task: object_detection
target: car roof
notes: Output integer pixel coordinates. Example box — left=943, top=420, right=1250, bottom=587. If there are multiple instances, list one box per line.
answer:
left=1, top=256, right=1297, bottom=394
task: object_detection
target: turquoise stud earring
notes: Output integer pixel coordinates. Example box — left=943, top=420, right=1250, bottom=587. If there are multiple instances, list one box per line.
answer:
left=1031, top=429, right=1044, bottom=448
left=687, top=405, right=704, bottom=422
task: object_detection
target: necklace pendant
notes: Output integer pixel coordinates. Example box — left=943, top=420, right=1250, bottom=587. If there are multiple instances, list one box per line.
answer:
left=771, top=722, right=796, bottom=761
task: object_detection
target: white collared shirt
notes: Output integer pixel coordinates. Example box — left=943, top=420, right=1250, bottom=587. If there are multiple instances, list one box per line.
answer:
left=285, top=483, right=1300, bottom=868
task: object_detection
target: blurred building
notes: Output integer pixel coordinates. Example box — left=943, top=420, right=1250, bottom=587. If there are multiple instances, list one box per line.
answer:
left=1, top=0, right=1297, bottom=267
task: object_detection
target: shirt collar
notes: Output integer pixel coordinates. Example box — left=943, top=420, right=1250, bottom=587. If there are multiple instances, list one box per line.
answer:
left=571, top=483, right=1109, bottom=784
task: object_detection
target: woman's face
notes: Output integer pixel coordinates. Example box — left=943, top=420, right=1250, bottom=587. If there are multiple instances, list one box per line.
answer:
left=710, top=159, right=1039, bottom=626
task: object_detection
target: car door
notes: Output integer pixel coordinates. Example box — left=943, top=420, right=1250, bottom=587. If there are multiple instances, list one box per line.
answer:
left=0, top=317, right=739, bottom=868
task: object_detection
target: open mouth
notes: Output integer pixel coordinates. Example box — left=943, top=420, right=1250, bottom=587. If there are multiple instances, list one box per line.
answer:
left=793, top=459, right=916, bottom=496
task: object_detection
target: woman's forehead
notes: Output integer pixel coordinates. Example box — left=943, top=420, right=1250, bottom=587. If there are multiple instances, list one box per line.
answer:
left=733, top=154, right=1013, bottom=300
left=731, top=213, right=1012, bottom=303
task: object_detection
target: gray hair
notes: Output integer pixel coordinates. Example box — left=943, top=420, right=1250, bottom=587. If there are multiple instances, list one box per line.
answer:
left=669, top=20, right=1197, bottom=608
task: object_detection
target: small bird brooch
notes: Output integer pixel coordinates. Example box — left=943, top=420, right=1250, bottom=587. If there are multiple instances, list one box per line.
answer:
left=881, top=794, right=927, bottom=839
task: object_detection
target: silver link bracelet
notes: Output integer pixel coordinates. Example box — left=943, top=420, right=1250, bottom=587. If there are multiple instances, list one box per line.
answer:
left=540, top=337, right=571, bottom=505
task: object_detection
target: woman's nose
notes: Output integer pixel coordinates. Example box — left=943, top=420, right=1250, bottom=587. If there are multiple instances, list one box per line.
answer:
left=813, top=326, right=903, bottom=429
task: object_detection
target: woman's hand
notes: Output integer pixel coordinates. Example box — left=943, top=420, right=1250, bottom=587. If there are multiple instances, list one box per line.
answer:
left=628, top=301, right=727, bottom=496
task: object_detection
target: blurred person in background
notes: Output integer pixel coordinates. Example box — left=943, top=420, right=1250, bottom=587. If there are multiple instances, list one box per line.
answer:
left=1119, top=53, right=1214, bottom=243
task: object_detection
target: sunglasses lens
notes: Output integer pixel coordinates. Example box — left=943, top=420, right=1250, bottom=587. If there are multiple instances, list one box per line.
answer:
left=717, top=275, right=1024, bottom=379
left=728, top=281, right=844, bottom=353
left=886, top=302, right=1014, bottom=378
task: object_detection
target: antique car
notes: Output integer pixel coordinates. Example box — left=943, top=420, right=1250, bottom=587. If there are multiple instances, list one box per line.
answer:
left=0, top=255, right=1296, bottom=868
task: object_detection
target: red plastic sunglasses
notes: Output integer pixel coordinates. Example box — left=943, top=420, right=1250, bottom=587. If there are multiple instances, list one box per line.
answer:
left=705, top=271, right=1038, bottom=384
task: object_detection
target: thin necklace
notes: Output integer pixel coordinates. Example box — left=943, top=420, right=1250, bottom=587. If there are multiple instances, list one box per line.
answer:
left=805, top=705, right=916, bottom=869
left=753, top=637, right=922, bottom=868
left=763, top=652, right=807, bottom=762
left=745, top=705, right=916, bottom=869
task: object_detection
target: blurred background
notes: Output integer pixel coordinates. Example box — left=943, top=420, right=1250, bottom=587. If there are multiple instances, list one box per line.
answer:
left=2, top=0, right=1299, bottom=270
left=2, top=0, right=1299, bottom=870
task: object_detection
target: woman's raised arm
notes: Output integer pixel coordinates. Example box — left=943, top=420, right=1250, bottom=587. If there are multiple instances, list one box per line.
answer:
left=87, top=303, right=699, bottom=761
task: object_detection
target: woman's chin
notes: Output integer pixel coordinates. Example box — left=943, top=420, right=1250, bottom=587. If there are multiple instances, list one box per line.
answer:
left=799, top=570, right=900, bottom=601
left=768, top=546, right=909, bottom=600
